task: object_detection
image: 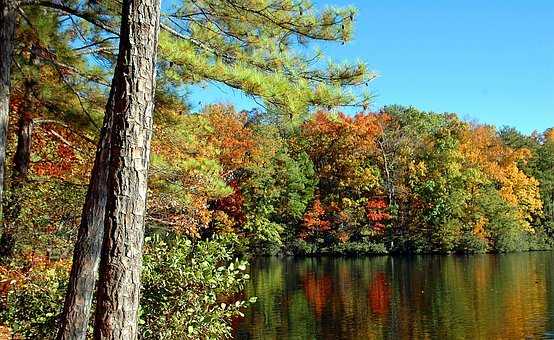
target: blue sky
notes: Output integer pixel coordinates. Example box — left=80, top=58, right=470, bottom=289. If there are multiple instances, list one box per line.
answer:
left=188, top=0, right=554, bottom=133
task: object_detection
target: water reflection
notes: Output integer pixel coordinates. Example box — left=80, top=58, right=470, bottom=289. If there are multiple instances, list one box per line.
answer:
left=234, top=252, right=554, bottom=339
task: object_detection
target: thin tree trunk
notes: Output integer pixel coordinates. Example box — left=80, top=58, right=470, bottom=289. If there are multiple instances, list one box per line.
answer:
left=56, top=110, right=113, bottom=339
left=0, top=80, right=34, bottom=258
left=0, top=0, right=16, bottom=223
left=93, top=0, right=160, bottom=338
left=13, top=112, right=32, bottom=176
left=57, top=11, right=120, bottom=340
left=13, top=81, right=34, bottom=178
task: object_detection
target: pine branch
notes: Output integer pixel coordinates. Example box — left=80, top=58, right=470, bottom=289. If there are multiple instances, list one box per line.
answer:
left=31, top=1, right=120, bottom=36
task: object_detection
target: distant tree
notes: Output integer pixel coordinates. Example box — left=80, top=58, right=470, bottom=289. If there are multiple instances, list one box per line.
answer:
left=531, top=129, right=554, bottom=242
left=500, top=126, right=554, bottom=241
left=298, top=111, right=384, bottom=245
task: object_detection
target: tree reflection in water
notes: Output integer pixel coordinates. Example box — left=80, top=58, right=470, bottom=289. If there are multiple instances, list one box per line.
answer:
left=234, top=252, right=554, bottom=340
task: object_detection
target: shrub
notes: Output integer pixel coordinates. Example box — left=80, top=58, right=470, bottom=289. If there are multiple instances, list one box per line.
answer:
left=1, top=235, right=252, bottom=339
left=140, top=234, right=254, bottom=339
left=0, top=259, right=69, bottom=339
left=329, top=240, right=388, bottom=255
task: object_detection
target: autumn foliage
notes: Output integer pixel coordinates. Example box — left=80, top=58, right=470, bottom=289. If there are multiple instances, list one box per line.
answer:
left=3, top=101, right=552, bottom=260
left=302, top=199, right=332, bottom=238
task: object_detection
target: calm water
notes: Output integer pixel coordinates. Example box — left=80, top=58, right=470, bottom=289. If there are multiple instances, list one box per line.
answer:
left=234, top=252, right=554, bottom=340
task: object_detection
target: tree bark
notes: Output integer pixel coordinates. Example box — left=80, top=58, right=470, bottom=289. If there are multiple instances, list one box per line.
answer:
left=13, top=110, right=32, bottom=177
left=56, top=107, right=113, bottom=339
left=0, top=0, right=16, bottom=223
left=13, top=80, right=35, bottom=178
left=92, top=0, right=160, bottom=338
left=56, top=8, right=119, bottom=340
left=0, top=80, right=34, bottom=258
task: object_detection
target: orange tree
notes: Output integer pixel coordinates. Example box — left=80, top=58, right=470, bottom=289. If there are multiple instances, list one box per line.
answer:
left=295, top=111, right=389, bottom=253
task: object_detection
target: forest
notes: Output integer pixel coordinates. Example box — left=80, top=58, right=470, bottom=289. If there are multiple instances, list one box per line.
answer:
left=0, top=0, right=553, bottom=339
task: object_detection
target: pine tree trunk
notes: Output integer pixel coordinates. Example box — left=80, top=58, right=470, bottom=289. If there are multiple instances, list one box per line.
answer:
left=92, top=0, right=160, bottom=338
left=56, top=109, right=114, bottom=339
left=0, top=0, right=16, bottom=223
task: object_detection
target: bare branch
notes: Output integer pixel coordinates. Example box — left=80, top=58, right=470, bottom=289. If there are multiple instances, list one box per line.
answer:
left=73, top=36, right=118, bottom=51
left=34, top=119, right=96, bottom=145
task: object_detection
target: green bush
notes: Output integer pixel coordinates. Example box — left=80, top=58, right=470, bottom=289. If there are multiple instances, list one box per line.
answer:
left=458, top=231, right=488, bottom=254
left=328, top=240, right=388, bottom=255
left=1, top=235, right=252, bottom=339
left=289, top=238, right=321, bottom=255
left=288, top=237, right=388, bottom=256
left=0, top=261, right=68, bottom=339
left=140, top=234, right=254, bottom=339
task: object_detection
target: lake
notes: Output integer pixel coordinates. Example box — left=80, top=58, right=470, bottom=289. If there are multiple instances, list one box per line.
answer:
left=234, top=252, right=554, bottom=339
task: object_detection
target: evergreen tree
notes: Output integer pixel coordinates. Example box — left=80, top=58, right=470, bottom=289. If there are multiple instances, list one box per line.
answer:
left=0, top=1, right=374, bottom=337
left=59, top=0, right=161, bottom=338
